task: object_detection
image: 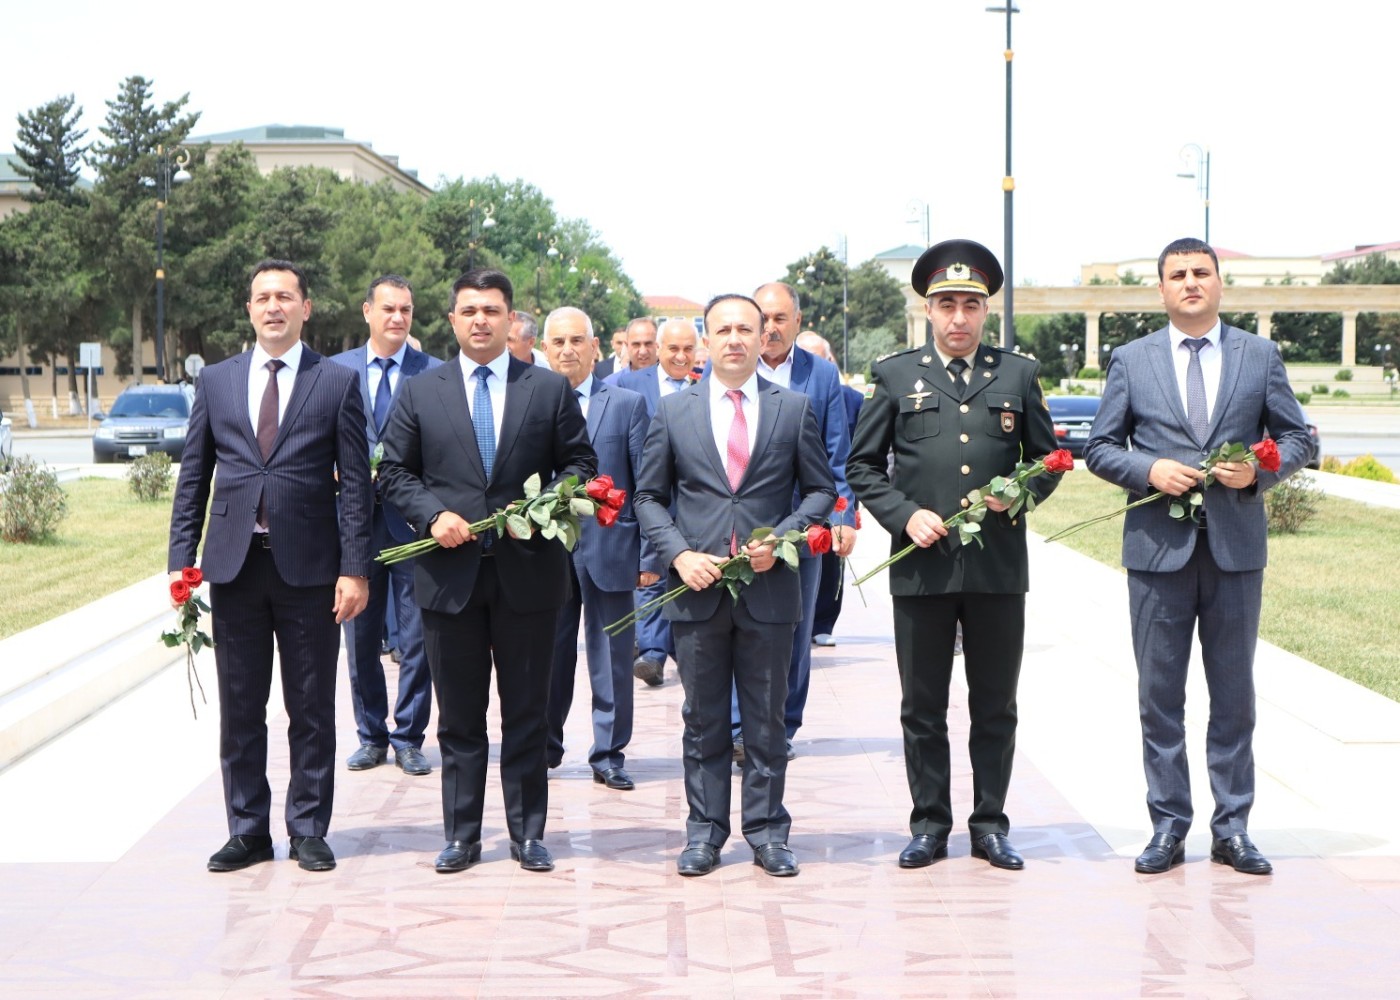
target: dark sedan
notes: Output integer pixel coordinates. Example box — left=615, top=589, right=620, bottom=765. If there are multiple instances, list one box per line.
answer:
left=1046, top=395, right=1100, bottom=458
left=92, top=384, right=190, bottom=463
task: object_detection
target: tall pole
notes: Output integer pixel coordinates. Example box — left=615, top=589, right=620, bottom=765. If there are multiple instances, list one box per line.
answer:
left=987, top=5, right=1019, bottom=350
left=1177, top=143, right=1210, bottom=244
left=839, top=234, right=850, bottom=374
left=1203, top=148, right=1211, bottom=245
left=153, top=144, right=190, bottom=383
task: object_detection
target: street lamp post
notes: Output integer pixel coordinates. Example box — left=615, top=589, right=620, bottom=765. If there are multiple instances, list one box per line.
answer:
left=535, top=233, right=559, bottom=315
left=906, top=199, right=930, bottom=246
left=153, top=144, right=191, bottom=383
left=466, top=199, right=496, bottom=270
left=1177, top=143, right=1211, bottom=244
left=838, top=233, right=850, bottom=374
left=986, top=4, right=1020, bottom=351
left=1059, top=341, right=1080, bottom=384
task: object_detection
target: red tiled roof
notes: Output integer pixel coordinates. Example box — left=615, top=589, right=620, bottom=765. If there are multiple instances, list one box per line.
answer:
left=643, top=295, right=703, bottom=310
left=1322, top=241, right=1400, bottom=262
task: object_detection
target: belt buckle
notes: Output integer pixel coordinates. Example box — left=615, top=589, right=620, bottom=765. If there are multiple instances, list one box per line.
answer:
left=254, top=533, right=272, bottom=548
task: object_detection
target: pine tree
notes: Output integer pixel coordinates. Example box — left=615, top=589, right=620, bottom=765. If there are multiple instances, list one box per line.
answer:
left=13, top=94, right=88, bottom=206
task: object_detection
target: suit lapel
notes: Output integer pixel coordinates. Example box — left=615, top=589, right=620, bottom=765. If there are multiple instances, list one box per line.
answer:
left=586, top=375, right=607, bottom=440
left=230, top=353, right=261, bottom=458
left=687, top=383, right=729, bottom=487
left=494, top=357, right=536, bottom=477
left=1206, top=325, right=1245, bottom=442
left=745, top=381, right=783, bottom=487
left=434, top=362, right=488, bottom=485
left=1146, top=329, right=1193, bottom=439
left=961, top=345, right=1002, bottom=404
left=788, top=348, right=811, bottom=394
left=269, top=349, right=321, bottom=458
left=355, top=350, right=376, bottom=446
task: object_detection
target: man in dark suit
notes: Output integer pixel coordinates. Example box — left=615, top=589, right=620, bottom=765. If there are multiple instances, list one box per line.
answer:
left=609, top=318, right=697, bottom=687
left=539, top=306, right=658, bottom=788
left=330, top=275, right=442, bottom=777
left=847, top=239, right=1060, bottom=872
left=1085, top=237, right=1312, bottom=876
left=592, top=329, right=628, bottom=379
left=634, top=294, right=835, bottom=878
left=378, top=269, right=595, bottom=874
left=168, top=259, right=372, bottom=873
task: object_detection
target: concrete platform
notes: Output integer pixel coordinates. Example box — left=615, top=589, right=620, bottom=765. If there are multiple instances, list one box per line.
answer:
left=1, top=517, right=1397, bottom=997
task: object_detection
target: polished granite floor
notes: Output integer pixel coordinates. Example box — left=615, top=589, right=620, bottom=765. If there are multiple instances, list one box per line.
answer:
left=3, top=530, right=1399, bottom=998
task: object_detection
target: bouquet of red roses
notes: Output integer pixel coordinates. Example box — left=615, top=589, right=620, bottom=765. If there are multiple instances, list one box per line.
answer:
left=604, top=522, right=834, bottom=636
left=377, top=473, right=626, bottom=565
left=1044, top=439, right=1280, bottom=543
left=161, top=567, right=214, bottom=718
left=852, top=448, right=1075, bottom=587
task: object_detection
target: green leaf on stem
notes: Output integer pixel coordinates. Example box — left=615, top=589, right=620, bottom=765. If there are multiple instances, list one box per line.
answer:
left=523, top=473, right=542, bottom=500
left=570, top=497, right=594, bottom=517
left=529, top=504, right=552, bottom=526
left=506, top=513, right=534, bottom=539
left=777, top=539, right=799, bottom=570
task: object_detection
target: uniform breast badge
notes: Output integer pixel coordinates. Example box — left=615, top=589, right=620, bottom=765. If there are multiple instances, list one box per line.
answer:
left=907, top=378, right=933, bottom=411
left=1001, top=411, right=1016, bottom=433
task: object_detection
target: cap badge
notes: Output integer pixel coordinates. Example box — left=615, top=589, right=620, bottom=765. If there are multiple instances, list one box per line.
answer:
left=948, top=262, right=971, bottom=281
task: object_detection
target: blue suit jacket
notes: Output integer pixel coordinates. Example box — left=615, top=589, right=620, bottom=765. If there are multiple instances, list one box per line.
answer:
left=1085, top=324, right=1312, bottom=573
left=634, top=377, right=836, bottom=623
left=169, top=346, right=373, bottom=585
left=330, top=344, right=443, bottom=544
left=575, top=375, right=659, bottom=592
left=607, top=364, right=662, bottom=416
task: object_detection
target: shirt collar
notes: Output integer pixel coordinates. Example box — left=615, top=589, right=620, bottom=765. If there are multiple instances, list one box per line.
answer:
left=459, top=348, right=511, bottom=382
left=709, top=372, right=759, bottom=406
left=366, top=341, right=409, bottom=368
left=757, top=350, right=794, bottom=380
left=251, top=340, right=303, bottom=374
left=1169, top=320, right=1222, bottom=349
left=575, top=373, right=596, bottom=399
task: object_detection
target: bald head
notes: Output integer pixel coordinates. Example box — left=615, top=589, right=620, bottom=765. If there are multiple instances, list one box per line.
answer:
left=797, top=331, right=834, bottom=363
left=657, top=318, right=698, bottom=380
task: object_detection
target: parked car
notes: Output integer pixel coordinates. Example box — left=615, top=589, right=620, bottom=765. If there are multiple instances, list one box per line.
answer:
left=0, top=413, right=12, bottom=463
left=1045, top=395, right=1101, bottom=458
left=92, top=384, right=190, bottom=463
left=1301, top=410, right=1322, bottom=469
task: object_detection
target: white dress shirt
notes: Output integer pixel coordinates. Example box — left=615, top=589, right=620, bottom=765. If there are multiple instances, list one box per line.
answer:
left=366, top=341, right=409, bottom=399
left=1168, top=320, right=1223, bottom=422
left=757, top=349, right=795, bottom=389
left=247, top=340, right=303, bottom=437
left=459, top=349, right=510, bottom=452
left=574, top=374, right=593, bottom=420
left=709, top=373, right=759, bottom=467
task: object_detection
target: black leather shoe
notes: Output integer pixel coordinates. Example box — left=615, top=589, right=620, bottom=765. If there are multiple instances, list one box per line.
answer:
left=1211, top=834, right=1272, bottom=875
left=434, top=841, right=482, bottom=873
left=633, top=657, right=664, bottom=687
left=753, top=843, right=799, bottom=877
left=593, top=766, right=635, bottom=790
left=510, top=839, right=555, bottom=872
left=1134, top=833, right=1186, bottom=874
left=289, top=836, right=336, bottom=872
left=395, top=746, right=432, bottom=775
left=677, top=843, right=721, bottom=876
left=207, top=835, right=274, bottom=872
left=898, top=834, right=949, bottom=869
left=346, top=744, right=387, bottom=770
left=971, top=833, right=1025, bottom=870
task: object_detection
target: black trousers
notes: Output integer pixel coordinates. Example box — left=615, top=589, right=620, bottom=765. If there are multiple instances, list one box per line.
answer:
left=892, top=592, right=1024, bottom=841
left=210, top=541, right=340, bottom=838
left=420, top=559, right=559, bottom=844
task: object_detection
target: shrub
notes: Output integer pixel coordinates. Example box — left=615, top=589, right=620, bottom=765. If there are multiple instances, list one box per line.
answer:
left=1077, top=366, right=1102, bottom=379
left=1311, top=384, right=1330, bottom=395
left=0, top=455, right=68, bottom=542
left=1339, top=454, right=1396, bottom=483
left=1295, top=391, right=1312, bottom=405
left=127, top=452, right=173, bottom=502
left=1319, top=455, right=1344, bottom=474
left=1266, top=473, right=1324, bottom=534
left=1333, top=389, right=1350, bottom=399
left=1335, top=369, right=1353, bottom=381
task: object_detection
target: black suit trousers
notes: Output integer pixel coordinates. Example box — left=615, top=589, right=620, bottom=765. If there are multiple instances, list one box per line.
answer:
left=420, top=558, right=558, bottom=844
left=210, top=541, right=340, bottom=838
left=892, top=592, right=1024, bottom=841
left=673, top=591, right=794, bottom=849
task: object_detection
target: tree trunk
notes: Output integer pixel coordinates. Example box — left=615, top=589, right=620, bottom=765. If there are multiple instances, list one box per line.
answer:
left=16, top=320, right=37, bottom=428
left=66, top=349, right=82, bottom=415
left=130, top=301, right=144, bottom=385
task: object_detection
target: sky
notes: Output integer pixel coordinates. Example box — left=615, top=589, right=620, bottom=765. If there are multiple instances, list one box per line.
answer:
left=4, top=1, right=1398, bottom=305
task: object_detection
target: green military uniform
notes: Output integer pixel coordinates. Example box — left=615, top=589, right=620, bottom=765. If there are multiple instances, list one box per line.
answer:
left=846, top=239, right=1060, bottom=851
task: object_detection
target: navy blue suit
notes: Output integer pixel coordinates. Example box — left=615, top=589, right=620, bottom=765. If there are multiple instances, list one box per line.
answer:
left=330, top=344, right=442, bottom=756
left=813, top=383, right=864, bottom=637
left=169, top=346, right=372, bottom=839
left=545, top=375, right=658, bottom=771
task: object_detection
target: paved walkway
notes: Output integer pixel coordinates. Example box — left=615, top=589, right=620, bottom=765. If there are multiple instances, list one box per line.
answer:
left=2, top=516, right=1398, bottom=998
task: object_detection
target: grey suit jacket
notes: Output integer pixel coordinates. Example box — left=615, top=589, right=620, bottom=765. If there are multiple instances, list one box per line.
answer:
left=633, top=376, right=836, bottom=624
left=1084, top=324, right=1312, bottom=573
left=169, top=347, right=373, bottom=585
left=330, top=344, right=443, bottom=544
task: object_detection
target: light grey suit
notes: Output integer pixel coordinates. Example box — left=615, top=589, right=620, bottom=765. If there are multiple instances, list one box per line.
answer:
left=1084, top=324, right=1312, bottom=838
left=634, top=376, right=835, bottom=848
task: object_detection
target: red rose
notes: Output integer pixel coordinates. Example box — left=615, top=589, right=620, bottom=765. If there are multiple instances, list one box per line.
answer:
left=604, top=488, right=627, bottom=510
left=855, top=510, right=863, bottom=530
left=1250, top=438, right=1281, bottom=473
left=833, top=496, right=849, bottom=514
left=181, top=567, right=203, bottom=587
left=170, top=580, right=192, bottom=605
left=585, top=475, right=615, bottom=501
left=596, top=504, right=620, bottom=528
left=1043, top=449, right=1075, bottom=474
left=806, top=524, right=832, bottom=556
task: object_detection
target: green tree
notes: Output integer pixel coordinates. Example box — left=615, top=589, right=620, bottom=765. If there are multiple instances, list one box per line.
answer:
left=1324, top=254, right=1400, bottom=366
left=781, top=246, right=846, bottom=345
left=12, top=94, right=88, bottom=206
left=847, top=326, right=903, bottom=377
left=847, top=260, right=906, bottom=334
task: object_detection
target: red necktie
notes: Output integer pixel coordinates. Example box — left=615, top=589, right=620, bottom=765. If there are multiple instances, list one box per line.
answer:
left=725, top=389, right=749, bottom=555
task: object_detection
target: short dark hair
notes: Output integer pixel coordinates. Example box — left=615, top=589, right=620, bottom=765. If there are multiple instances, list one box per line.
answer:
left=366, top=273, right=413, bottom=304
left=626, top=316, right=657, bottom=337
left=449, top=268, right=513, bottom=312
left=1157, top=238, right=1219, bottom=281
left=248, top=259, right=308, bottom=300
left=702, top=293, right=763, bottom=334
left=754, top=281, right=801, bottom=315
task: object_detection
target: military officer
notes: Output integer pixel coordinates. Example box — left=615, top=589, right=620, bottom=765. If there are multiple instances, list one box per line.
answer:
left=846, top=239, right=1060, bottom=871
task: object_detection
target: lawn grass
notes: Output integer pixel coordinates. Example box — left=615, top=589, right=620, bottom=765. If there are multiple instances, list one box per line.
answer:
left=0, top=477, right=171, bottom=638
left=1030, top=470, right=1400, bottom=702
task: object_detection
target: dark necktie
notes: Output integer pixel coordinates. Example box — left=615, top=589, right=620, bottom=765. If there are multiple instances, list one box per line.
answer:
left=946, top=357, right=970, bottom=399
left=1183, top=337, right=1211, bottom=440
left=472, top=365, right=495, bottom=478
left=372, top=356, right=395, bottom=432
left=255, top=359, right=285, bottom=528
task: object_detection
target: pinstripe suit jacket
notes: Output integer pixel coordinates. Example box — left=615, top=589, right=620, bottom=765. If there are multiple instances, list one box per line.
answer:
left=330, top=344, right=442, bottom=544
left=169, top=346, right=373, bottom=585
left=1084, top=324, right=1312, bottom=573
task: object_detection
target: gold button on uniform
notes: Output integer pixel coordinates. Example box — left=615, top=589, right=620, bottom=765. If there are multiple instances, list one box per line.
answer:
left=960, top=498, right=970, bottom=509
left=960, top=404, right=970, bottom=413
left=961, top=465, right=970, bottom=475
left=959, top=433, right=969, bottom=443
